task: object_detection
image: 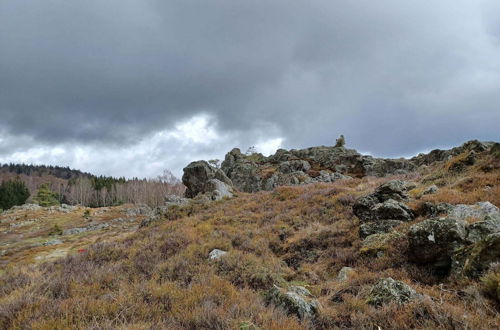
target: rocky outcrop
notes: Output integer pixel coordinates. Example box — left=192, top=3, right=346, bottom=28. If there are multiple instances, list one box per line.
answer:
left=265, top=285, right=320, bottom=319
left=410, top=140, right=497, bottom=166
left=353, top=181, right=414, bottom=241
left=182, top=161, right=234, bottom=200
left=220, top=145, right=413, bottom=193
left=367, top=278, right=420, bottom=306
left=353, top=180, right=415, bottom=223
left=181, top=139, right=497, bottom=195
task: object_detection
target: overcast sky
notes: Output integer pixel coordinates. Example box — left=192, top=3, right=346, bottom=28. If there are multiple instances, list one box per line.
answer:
left=1, top=1, right=499, bottom=178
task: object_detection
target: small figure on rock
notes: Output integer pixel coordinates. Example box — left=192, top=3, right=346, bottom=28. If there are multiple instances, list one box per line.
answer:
left=335, top=135, right=346, bottom=148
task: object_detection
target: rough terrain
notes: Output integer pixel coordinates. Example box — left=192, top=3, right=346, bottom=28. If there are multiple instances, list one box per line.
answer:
left=0, top=139, right=499, bottom=329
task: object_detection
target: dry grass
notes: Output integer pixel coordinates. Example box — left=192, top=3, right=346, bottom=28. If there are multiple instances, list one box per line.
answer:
left=0, top=150, right=499, bottom=329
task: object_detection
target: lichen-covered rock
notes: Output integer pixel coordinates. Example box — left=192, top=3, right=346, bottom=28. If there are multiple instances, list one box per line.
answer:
left=278, top=160, right=311, bottom=174
left=353, top=181, right=415, bottom=222
left=463, top=233, right=500, bottom=277
left=359, top=220, right=404, bottom=239
left=466, top=215, right=500, bottom=244
left=265, top=285, right=320, bottom=319
left=43, top=239, right=63, bottom=246
left=367, top=278, right=420, bottom=306
left=408, top=218, right=467, bottom=272
left=448, top=202, right=499, bottom=220
left=423, top=185, right=439, bottom=195
left=372, top=199, right=414, bottom=221
left=208, top=249, right=228, bottom=260
left=360, top=232, right=402, bottom=256
left=353, top=194, right=380, bottom=222
left=419, top=202, right=453, bottom=217
left=126, top=204, right=153, bottom=217
left=203, top=179, right=234, bottom=200
left=374, top=180, right=414, bottom=201
left=164, top=195, right=190, bottom=207
left=9, top=204, right=42, bottom=212
left=337, top=267, right=356, bottom=282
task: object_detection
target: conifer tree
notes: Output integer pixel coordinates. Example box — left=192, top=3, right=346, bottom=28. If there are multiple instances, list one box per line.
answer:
left=0, top=178, right=30, bottom=210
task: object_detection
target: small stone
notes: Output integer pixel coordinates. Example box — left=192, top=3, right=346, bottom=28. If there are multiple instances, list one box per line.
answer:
left=265, top=285, right=320, bottom=319
left=423, top=185, right=439, bottom=195
left=208, top=249, right=228, bottom=260
left=43, top=239, right=63, bottom=246
left=367, top=278, right=420, bottom=306
left=337, top=267, right=355, bottom=282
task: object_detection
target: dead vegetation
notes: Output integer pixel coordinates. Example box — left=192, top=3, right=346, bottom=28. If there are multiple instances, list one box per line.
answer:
left=0, top=149, right=499, bottom=329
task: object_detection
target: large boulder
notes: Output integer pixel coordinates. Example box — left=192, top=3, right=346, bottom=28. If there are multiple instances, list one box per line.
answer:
left=265, top=285, right=320, bottom=319
left=367, top=278, right=420, bottom=306
left=408, top=217, right=467, bottom=272
left=182, top=161, right=234, bottom=199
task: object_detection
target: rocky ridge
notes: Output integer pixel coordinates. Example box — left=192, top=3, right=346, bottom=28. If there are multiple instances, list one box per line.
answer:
left=182, top=139, right=499, bottom=198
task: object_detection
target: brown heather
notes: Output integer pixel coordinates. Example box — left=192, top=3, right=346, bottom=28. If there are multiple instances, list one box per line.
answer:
left=0, top=150, right=499, bottom=329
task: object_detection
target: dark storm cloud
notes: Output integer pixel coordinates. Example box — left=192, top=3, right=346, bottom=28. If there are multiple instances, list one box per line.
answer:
left=0, top=0, right=499, bottom=176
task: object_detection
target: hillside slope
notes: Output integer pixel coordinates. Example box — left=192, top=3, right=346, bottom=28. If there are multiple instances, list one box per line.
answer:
left=0, top=142, right=499, bottom=329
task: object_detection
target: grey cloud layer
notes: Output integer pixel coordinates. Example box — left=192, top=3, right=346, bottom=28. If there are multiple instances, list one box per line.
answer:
left=1, top=0, right=499, bottom=175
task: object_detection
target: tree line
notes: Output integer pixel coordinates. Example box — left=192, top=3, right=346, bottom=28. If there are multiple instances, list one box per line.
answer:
left=0, top=167, right=185, bottom=210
